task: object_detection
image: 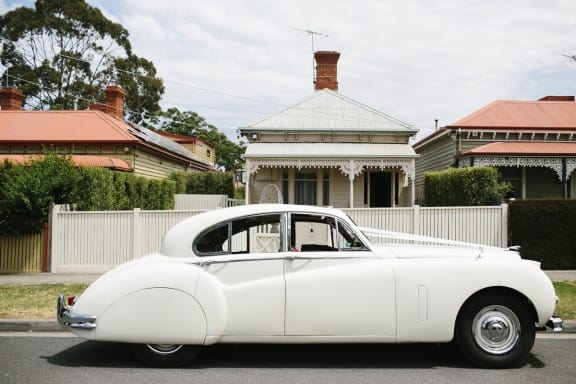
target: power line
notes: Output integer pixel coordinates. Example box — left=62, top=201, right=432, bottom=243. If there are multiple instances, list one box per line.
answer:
left=57, top=53, right=286, bottom=108
left=2, top=56, right=418, bottom=130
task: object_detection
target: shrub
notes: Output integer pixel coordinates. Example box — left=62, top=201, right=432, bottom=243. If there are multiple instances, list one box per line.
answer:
left=0, top=154, right=79, bottom=235
left=0, top=154, right=178, bottom=234
left=424, top=167, right=504, bottom=206
left=168, top=171, right=234, bottom=197
left=509, top=199, right=576, bottom=269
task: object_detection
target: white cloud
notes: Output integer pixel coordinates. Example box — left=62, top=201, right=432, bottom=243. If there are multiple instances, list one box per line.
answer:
left=4, top=0, right=576, bottom=140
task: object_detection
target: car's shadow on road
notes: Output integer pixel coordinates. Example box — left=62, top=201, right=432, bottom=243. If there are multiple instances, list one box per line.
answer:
left=45, top=341, right=546, bottom=369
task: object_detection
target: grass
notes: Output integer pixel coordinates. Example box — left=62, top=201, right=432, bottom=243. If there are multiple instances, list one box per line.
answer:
left=553, top=281, right=576, bottom=320
left=0, top=284, right=88, bottom=319
left=0, top=282, right=574, bottom=320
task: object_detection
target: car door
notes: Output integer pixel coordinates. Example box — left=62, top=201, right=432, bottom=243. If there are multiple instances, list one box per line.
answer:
left=284, top=213, right=396, bottom=338
left=194, top=213, right=286, bottom=336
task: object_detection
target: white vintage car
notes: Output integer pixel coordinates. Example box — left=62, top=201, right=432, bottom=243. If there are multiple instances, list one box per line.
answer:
left=58, top=204, right=562, bottom=368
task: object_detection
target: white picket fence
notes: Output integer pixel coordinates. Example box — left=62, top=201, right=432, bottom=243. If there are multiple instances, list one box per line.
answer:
left=174, top=194, right=244, bottom=210
left=343, top=205, right=508, bottom=247
left=50, top=204, right=508, bottom=273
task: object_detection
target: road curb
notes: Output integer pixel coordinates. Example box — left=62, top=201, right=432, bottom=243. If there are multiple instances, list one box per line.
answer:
left=0, top=319, right=66, bottom=332
left=1, top=319, right=575, bottom=334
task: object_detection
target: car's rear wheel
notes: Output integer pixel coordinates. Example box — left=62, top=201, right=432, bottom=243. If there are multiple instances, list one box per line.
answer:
left=132, top=344, right=201, bottom=367
left=455, top=292, right=535, bottom=368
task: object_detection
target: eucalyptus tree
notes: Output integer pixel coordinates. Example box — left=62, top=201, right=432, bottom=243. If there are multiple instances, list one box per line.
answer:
left=156, top=107, right=246, bottom=172
left=0, top=0, right=163, bottom=123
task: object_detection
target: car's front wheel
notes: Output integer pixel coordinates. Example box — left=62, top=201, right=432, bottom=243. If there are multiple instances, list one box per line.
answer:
left=132, top=344, right=201, bottom=367
left=455, top=292, right=535, bottom=368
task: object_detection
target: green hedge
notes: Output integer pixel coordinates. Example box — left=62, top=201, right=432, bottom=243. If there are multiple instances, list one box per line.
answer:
left=424, top=167, right=504, bottom=206
left=169, top=171, right=234, bottom=197
left=509, top=199, right=576, bottom=269
left=0, top=154, right=176, bottom=235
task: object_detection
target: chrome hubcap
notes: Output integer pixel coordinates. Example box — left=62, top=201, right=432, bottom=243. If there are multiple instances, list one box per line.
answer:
left=146, top=344, right=183, bottom=356
left=472, top=305, right=520, bottom=355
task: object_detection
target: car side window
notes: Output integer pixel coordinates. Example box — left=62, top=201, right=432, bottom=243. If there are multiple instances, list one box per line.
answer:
left=194, top=214, right=282, bottom=256
left=337, top=220, right=368, bottom=251
left=195, top=223, right=228, bottom=255
left=290, top=213, right=367, bottom=252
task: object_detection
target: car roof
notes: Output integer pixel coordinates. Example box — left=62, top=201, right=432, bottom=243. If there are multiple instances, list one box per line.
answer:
left=159, top=204, right=351, bottom=258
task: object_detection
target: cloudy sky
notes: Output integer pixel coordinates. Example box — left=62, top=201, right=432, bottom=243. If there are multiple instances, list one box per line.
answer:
left=1, top=0, right=576, bottom=141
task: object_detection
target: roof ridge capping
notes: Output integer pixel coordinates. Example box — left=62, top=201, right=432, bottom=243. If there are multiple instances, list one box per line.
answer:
left=446, top=96, right=576, bottom=129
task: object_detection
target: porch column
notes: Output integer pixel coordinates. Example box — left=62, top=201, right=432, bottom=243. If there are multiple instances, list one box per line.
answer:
left=340, top=160, right=364, bottom=208
left=349, top=175, right=354, bottom=208
left=411, top=176, right=415, bottom=207
left=245, top=173, right=251, bottom=204
left=245, top=159, right=260, bottom=205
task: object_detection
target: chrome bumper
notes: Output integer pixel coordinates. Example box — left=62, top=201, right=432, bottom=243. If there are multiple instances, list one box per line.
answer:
left=546, top=315, right=563, bottom=332
left=57, top=295, right=97, bottom=330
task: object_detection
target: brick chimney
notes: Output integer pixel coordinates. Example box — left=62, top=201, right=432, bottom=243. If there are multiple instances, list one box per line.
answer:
left=103, top=85, right=126, bottom=119
left=314, top=51, right=340, bottom=91
left=0, top=87, right=24, bottom=110
left=90, top=85, right=126, bottom=119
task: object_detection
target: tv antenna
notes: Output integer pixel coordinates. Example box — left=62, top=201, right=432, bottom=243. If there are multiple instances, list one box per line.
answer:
left=293, top=28, right=328, bottom=83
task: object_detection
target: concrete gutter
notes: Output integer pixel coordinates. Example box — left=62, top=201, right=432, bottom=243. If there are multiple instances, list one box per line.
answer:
left=0, top=319, right=66, bottom=332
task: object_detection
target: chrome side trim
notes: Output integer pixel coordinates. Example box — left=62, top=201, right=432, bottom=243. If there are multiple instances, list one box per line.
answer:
left=189, top=256, right=283, bottom=266
left=57, top=295, right=97, bottom=330
left=189, top=253, right=377, bottom=266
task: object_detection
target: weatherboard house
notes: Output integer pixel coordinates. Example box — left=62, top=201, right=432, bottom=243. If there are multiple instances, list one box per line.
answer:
left=413, top=96, right=576, bottom=201
left=0, top=85, right=215, bottom=178
left=240, top=51, right=419, bottom=208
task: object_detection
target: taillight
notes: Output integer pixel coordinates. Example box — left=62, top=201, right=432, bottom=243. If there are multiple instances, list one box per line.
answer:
left=67, top=296, right=76, bottom=306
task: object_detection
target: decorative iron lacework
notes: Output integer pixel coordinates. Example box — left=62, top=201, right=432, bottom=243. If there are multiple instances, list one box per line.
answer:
left=567, top=159, right=576, bottom=179
left=473, top=156, right=564, bottom=180
left=245, top=158, right=416, bottom=181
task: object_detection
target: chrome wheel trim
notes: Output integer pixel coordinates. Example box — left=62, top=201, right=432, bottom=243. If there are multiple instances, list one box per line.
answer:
left=146, top=344, right=184, bottom=356
left=472, top=305, right=521, bottom=355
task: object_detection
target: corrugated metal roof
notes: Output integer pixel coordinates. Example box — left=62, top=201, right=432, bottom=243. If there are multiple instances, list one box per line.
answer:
left=0, top=154, right=133, bottom=171
left=448, top=99, right=576, bottom=129
left=460, top=142, right=576, bottom=156
left=0, top=110, right=137, bottom=142
left=242, top=89, right=418, bottom=133
left=0, top=110, right=213, bottom=168
left=244, top=143, right=418, bottom=158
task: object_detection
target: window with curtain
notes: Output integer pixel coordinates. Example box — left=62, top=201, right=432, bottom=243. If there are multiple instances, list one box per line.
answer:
left=295, top=170, right=317, bottom=205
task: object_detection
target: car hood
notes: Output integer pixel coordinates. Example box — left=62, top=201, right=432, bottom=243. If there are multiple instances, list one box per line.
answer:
left=380, top=245, right=523, bottom=261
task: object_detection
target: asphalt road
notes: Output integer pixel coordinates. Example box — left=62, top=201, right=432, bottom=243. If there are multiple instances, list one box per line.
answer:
left=1, top=334, right=575, bottom=384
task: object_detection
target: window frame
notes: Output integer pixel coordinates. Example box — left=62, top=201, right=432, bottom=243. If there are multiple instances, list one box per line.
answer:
left=193, top=213, right=285, bottom=257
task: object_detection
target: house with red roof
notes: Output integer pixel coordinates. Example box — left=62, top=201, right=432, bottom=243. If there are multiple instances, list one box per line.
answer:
left=0, top=85, right=215, bottom=178
left=413, top=96, right=576, bottom=201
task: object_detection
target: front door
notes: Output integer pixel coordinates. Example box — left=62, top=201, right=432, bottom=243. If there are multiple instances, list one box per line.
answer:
left=370, top=172, right=392, bottom=207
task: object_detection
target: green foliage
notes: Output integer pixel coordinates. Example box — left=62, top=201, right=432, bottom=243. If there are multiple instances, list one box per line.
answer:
left=0, top=0, right=164, bottom=124
left=155, top=107, right=246, bottom=171
left=0, top=154, right=177, bottom=235
left=509, top=199, right=576, bottom=269
left=0, top=153, right=79, bottom=235
left=72, top=167, right=116, bottom=211
left=424, top=167, right=504, bottom=206
left=169, top=171, right=235, bottom=197
left=234, top=185, right=245, bottom=200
